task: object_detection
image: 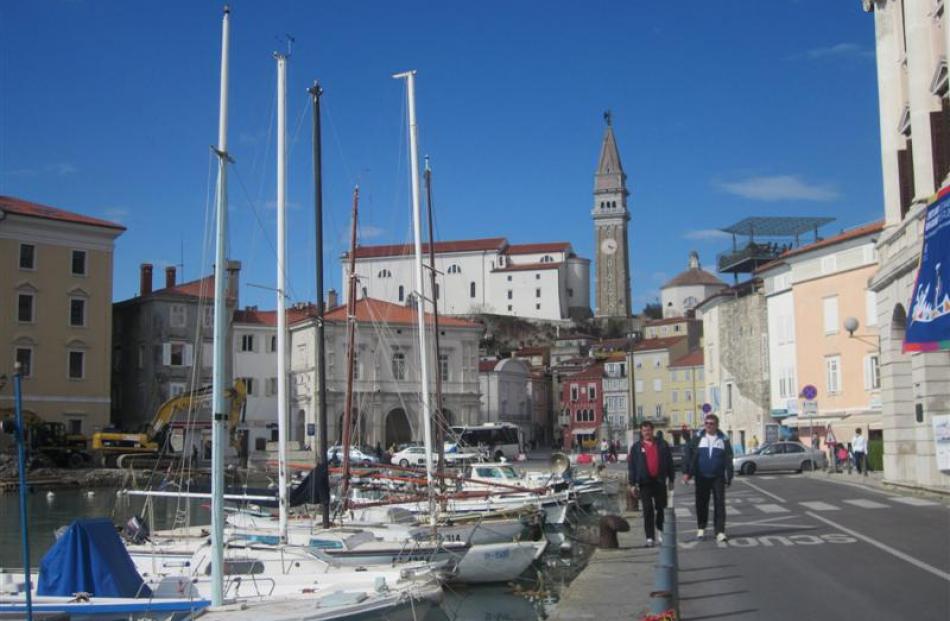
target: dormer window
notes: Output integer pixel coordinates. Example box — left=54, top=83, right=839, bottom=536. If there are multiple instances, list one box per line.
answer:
left=377, top=269, right=392, bottom=278
left=447, top=264, right=461, bottom=274
left=540, top=255, right=554, bottom=263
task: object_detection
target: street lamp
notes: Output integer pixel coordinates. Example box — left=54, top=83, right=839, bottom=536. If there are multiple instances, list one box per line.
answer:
left=843, top=317, right=881, bottom=350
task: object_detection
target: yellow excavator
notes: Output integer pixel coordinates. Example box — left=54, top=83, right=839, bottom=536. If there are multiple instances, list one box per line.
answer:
left=90, top=379, right=247, bottom=466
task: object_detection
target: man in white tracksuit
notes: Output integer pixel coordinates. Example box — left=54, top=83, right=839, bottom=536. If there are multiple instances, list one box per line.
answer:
left=851, top=428, right=868, bottom=475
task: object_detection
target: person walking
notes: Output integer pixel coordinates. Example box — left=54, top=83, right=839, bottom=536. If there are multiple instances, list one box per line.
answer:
left=825, top=427, right=837, bottom=472
left=683, top=414, right=733, bottom=543
left=600, top=438, right=610, bottom=463
left=851, top=428, right=868, bottom=475
left=749, top=435, right=760, bottom=451
left=628, top=420, right=674, bottom=547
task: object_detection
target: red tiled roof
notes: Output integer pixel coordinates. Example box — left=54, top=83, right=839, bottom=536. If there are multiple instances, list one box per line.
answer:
left=233, top=305, right=319, bottom=326
left=662, top=268, right=726, bottom=288
left=479, top=359, right=499, bottom=372
left=0, top=195, right=126, bottom=231
left=514, top=347, right=548, bottom=356
left=348, top=237, right=507, bottom=259
left=603, top=351, right=627, bottom=362
left=670, top=349, right=704, bottom=368
left=141, top=274, right=218, bottom=300
left=645, top=317, right=697, bottom=327
left=323, top=297, right=481, bottom=328
left=566, top=362, right=604, bottom=381
left=755, top=220, right=885, bottom=274
left=633, top=336, right=687, bottom=352
left=507, top=242, right=570, bottom=255
left=492, top=261, right=562, bottom=272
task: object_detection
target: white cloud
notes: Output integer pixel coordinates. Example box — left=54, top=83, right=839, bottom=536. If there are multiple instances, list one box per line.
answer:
left=49, top=162, right=78, bottom=175
left=102, top=207, right=129, bottom=223
left=360, top=225, right=385, bottom=240
left=715, top=175, right=839, bottom=202
left=683, top=229, right=730, bottom=241
left=803, top=43, right=874, bottom=60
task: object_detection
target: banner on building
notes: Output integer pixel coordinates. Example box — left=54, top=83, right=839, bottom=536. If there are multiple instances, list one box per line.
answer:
left=904, top=186, right=950, bottom=352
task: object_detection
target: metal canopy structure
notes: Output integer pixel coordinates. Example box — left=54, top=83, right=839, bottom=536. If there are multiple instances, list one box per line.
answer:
left=720, top=216, right=835, bottom=239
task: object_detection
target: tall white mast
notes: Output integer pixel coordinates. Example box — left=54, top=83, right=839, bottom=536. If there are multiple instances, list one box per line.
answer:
left=393, top=70, right=435, bottom=521
left=275, top=52, right=289, bottom=542
left=210, top=5, right=231, bottom=608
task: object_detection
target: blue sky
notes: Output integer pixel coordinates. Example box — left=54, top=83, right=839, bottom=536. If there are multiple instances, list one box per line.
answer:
left=0, top=1, right=882, bottom=312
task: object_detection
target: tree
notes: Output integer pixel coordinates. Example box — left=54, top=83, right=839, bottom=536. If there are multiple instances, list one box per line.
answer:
left=641, top=301, right=662, bottom=320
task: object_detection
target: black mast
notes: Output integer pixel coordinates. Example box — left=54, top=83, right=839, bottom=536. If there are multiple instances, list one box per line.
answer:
left=424, top=157, right=446, bottom=494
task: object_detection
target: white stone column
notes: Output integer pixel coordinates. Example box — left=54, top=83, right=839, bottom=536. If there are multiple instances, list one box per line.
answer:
left=905, top=0, right=940, bottom=200
left=871, top=0, right=908, bottom=224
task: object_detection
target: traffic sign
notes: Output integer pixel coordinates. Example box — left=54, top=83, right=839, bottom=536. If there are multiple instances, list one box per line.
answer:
left=801, top=385, right=818, bottom=401
left=802, top=401, right=818, bottom=416
left=702, top=403, right=712, bottom=414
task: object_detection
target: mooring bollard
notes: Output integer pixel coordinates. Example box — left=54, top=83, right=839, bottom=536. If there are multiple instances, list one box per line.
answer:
left=598, top=514, right=630, bottom=549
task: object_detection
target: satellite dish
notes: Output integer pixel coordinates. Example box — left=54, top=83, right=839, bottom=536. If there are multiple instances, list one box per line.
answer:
left=547, top=452, right=571, bottom=476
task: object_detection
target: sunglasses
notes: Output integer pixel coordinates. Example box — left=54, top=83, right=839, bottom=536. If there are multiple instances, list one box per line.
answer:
left=704, top=421, right=717, bottom=426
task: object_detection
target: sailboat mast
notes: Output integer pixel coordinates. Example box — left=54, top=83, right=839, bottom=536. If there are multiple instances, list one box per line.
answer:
left=393, top=69, right=436, bottom=520
left=275, top=52, right=290, bottom=543
left=339, top=187, right=360, bottom=511
left=308, top=82, right=331, bottom=529
left=210, top=4, right=231, bottom=608
left=423, top=157, right=446, bottom=494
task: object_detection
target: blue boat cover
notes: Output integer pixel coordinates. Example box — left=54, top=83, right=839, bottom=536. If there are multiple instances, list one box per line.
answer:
left=37, top=517, right=152, bottom=598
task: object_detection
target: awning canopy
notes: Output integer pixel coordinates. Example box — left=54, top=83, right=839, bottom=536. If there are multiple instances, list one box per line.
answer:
left=782, top=412, right=882, bottom=431
left=571, top=427, right=599, bottom=435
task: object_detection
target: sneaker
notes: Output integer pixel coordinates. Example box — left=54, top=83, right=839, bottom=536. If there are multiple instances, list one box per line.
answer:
left=644, top=538, right=655, bottom=548
left=657, top=531, right=663, bottom=544
left=716, top=532, right=728, bottom=543
left=696, top=529, right=705, bottom=540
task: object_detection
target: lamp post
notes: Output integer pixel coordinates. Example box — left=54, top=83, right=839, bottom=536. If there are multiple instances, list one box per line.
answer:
left=0, top=364, right=32, bottom=620
left=843, top=317, right=880, bottom=475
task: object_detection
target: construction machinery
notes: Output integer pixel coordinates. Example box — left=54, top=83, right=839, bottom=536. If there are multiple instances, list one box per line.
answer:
left=0, top=409, right=91, bottom=468
left=90, top=379, right=247, bottom=466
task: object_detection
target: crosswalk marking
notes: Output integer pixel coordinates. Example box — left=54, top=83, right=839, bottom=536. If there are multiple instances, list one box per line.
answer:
left=891, top=497, right=939, bottom=507
left=754, top=503, right=789, bottom=514
left=800, top=501, right=839, bottom=511
left=674, top=507, right=691, bottom=518
left=726, top=505, right=741, bottom=516
left=843, top=499, right=889, bottom=509
left=758, top=476, right=776, bottom=480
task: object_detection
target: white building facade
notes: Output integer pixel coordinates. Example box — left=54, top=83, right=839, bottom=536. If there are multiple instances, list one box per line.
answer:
left=479, top=358, right=534, bottom=444
left=863, top=0, right=950, bottom=492
left=345, top=238, right=590, bottom=322
left=660, top=252, right=727, bottom=318
left=760, top=265, right=799, bottom=421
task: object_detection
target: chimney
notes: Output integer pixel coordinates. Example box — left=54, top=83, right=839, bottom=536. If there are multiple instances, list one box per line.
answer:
left=225, top=260, right=241, bottom=307
left=165, top=266, right=177, bottom=289
left=327, top=289, right=338, bottom=310
left=140, top=263, right=153, bottom=296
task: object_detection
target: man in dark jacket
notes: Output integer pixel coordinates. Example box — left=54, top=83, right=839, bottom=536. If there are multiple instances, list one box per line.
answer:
left=683, top=414, right=734, bottom=542
left=628, top=420, right=675, bottom=547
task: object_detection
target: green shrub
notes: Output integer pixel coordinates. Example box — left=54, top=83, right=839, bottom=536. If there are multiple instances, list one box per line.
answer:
left=867, top=439, right=883, bottom=472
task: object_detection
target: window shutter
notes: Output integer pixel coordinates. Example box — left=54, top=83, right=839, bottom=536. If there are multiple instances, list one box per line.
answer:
left=931, top=104, right=949, bottom=188
left=185, top=344, right=194, bottom=367
left=896, top=143, right=914, bottom=220
left=162, top=343, right=171, bottom=366
left=863, top=356, right=872, bottom=391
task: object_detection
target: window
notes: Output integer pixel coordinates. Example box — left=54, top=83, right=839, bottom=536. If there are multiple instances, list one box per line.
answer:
left=67, top=350, right=85, bottom=379
left=392, top=351, right=406, bottom=380
left=635, top=359, right=642, bottom=369
left=655, top=404, right=663, bottom=418
left=507, top=275, right=512, bottom=282
left=241, top=334, right=255, bottom=352
left=439, top=353, right=449, bottom=381
left=567, top=288, right=574, bottom=297
left=434, top=283, right=440, bottom=300
left=671, top=370, right=678, bottom=381
left=653, top=379, right=662, bottom=392
left=377, top=269, right=392, bottom=278
left=866, top=290, right=878, bottom=327
left=671, top=391, right=678, bottom=403
left=137, top=344, right=145, bottom=369
left=169, top=304, right=187, bottom=328
left=826, top=356, right=842, bottom=394
left=540, top=255, right=554, bottom=263
left=726, top=383, right=733, bottom=409
left=685, top=390, right=692, bottom=402
left=587, top=384, right=596, bottom=400
left=266, top=377, right=278, bottom=396
left=71, top=250, right=87, bottom=276
left=18, top=293, right=34, bottom=322
left=19, top=243, right=35, bottom=269
left=864, top=355, right=881, bottom=390
left=69, top=298, right=86, bottom=327
left=535, top=288, right=541, bottom=298
left=820, top=254, right=837, bottom=274
left=469, top=282, right=476, bottom=298
left=68, top=419, right=83, bottom=434
left=636, top=405, right=643, bottom=418
left=15, top=347, right=32, bottom=377
left=269, top=335, right=277, bottom=352
left=361, top=287, right=367, bottom=299
left=242, top=377, right=255, bottom=396
left=634, top=380, right=643, bottom=393
left=570, top=384, right=579, bottom=401
left=536, top=303, right=541, bottom=310
left=654, top=357, right=662, bottom=368
left=507, top=304, right=513, bottom=312
left=170, top=343, right=185, bottom=366
left=507, top=290, right=513, bottom=299
left=169, top=382, right=186, bottom=397
left=447, top=264, right=461, bottom=274
left=398, top=285, right=405, bottom=302
left=823, top=296, right=839, bottom=334
left=535, top=274, right=541, bottom=280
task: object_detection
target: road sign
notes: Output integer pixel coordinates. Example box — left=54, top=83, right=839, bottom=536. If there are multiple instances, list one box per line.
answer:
left=802, top=401, right=818, bottom=416
left=702, top=403, right=712, bottom=414
left=801, top=385, right=818, bottom=401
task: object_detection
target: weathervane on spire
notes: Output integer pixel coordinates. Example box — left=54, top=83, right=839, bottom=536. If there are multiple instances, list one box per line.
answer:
left=603, top=109, right=612, bottom=127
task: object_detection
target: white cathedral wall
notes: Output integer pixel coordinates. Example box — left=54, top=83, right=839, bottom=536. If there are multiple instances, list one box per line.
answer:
left=488, top=268, right=563, bottom=320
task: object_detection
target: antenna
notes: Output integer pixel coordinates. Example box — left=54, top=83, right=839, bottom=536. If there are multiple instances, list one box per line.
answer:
left=275, top=34, right=295, bottom=57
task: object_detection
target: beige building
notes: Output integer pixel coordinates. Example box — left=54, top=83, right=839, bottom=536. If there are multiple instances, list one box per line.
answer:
left=0, top=196, right=124, bottom=435
left=668, top=349, right=705, bottom=442
left=628, top=336, right=690, bottom=436
left=864, top=0, right=950, bottom=492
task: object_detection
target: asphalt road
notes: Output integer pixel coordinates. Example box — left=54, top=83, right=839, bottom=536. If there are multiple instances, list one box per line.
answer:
left=659, top=473, right=950, bottom=620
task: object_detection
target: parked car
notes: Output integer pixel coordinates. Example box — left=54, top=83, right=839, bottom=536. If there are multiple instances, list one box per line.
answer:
left=391, top=445, right=468, bottom=468
left=326, top=445, right=379, bottom=466
left=733, top=441, right=826, bottom=475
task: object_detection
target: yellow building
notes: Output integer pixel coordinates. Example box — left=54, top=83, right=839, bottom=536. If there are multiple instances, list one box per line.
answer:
left=628, top=336, right=689, bottom=438
left=0, top=196, right=124, bottom=435
left=668, top=349, right=705, bottom=443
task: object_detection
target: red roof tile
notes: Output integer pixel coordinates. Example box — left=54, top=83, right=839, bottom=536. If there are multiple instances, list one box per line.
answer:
left=323, top=297, right=481, bottom=328
left=565, top=362, right=604, bottom=381
left=233, top=305, right=319, bottom=326
left=754, top=220, right=885, bottom=274
left=645, top=317, right=698, bottom=327
left=506, top=242, right=570, bottom=255
left=670, top=349, right=704, bottom=368
left=0, top=195, right=126, bottom=231
left=492, top=261, right=562, bottom=272
left=633, top=336, right=687, bottom=352
left=349, top=237, right=507, bottom=259
left=479, top=359, right=499, bottom=372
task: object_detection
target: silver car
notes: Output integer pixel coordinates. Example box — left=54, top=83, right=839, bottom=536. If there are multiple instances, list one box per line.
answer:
left=733, top=441, right=827, bottom=475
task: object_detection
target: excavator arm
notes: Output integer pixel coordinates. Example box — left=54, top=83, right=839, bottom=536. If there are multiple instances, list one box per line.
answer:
left=226, top=378, right=248, bottom=449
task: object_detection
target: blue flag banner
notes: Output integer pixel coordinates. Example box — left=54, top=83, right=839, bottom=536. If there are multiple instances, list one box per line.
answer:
left=905, top=186, right=950, bottom=352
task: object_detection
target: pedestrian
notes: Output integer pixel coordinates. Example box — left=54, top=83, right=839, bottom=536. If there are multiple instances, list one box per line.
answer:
left=683, top=414, right=734, bottom=543
left=628, top=420, right=674, bottom=547
left=608, top=441, right=618, bottom=463
left=600, top=438, right=610, bottom=463
left=749, top=435, right=760, bottom=451
left=825, top=427, right=837, bottom=472
left=375, top=442, right=383, bottom=460
left=851, top=428, right=868, bottom=475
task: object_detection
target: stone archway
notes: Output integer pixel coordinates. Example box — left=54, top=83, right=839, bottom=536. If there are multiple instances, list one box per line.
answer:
left=337, top=410, right=366, bottom=447
left=384, top=408, right=413, bottom=449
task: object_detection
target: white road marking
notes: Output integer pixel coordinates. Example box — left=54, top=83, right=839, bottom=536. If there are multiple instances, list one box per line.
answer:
left=800, top=501, right=839, bottom=511
left=758, top=476, right=776, bottom=480
left=754, top=503, right=789, bottom=514
left=843, top=499, right=889, bottom=509
left=726, top=506, right=742, bottom=516
left=890, top=497, right=939, bottom=507
left=738, top=478, right=786, bottom=503
left=674, top=507, right=691, bottom=518
left=806, top=511, right=950, bottom=583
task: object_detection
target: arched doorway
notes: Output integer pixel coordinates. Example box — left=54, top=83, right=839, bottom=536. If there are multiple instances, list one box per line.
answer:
left=384, top=408, right=413, bottom=449
left=337, top=410, right=366, bottom=447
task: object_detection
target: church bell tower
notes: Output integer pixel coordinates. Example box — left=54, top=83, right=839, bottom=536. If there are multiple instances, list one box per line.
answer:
left=593, top=112, right=631, bottom=318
